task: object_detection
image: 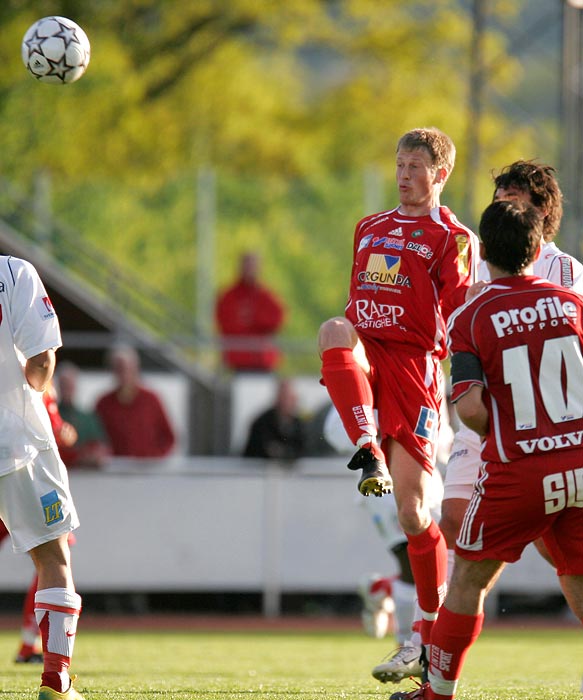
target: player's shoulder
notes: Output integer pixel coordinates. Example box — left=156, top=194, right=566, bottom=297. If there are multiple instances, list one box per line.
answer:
left=432, top=206, right=477, bottom=238
left=539, top=241, right=582, bottom=266
left=354, top=207, right=399, bottom=237
left=0, top=255, right=38, bottom=289
left=536, top=241, right=583, bottom=290
left=0, top=255, right=39, bottom=281
left=448, top=280, right=509, bottom=326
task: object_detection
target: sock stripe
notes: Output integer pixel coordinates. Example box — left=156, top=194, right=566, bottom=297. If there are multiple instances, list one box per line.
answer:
left=34, top=603, right=80, bottom=616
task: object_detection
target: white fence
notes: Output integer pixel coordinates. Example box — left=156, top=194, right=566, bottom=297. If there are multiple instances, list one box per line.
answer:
left=0, top=457, right=560, bottom=616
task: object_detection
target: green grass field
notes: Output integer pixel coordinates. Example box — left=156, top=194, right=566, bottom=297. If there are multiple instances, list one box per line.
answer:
left=0, top=626, right=580, bottom=699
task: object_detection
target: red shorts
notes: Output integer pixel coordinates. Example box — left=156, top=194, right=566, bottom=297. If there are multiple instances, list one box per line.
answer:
left=363, top=337, right=444, bottom=474
left=456, top=451, right=583, bottom=575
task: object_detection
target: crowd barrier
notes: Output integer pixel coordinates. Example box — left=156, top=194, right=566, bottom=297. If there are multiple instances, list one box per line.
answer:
left=0, top=457, right=560, bottom=617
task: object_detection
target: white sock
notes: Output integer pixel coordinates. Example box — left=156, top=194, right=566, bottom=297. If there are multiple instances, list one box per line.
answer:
left=391, top=578, right=416, bottom=645
left=35, top=588, right=81, bottom=659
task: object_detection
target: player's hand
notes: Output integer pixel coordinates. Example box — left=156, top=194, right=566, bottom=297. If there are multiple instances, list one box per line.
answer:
left=466, top=280, right=488, bottom=301
left=58, top=421, right=78, bottom=447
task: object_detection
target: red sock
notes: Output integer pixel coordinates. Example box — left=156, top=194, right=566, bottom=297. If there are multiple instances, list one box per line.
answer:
left=406, top=520, right=448, bottom=644
left=370, top=576, right=394, bottom=597
left=427, top=606, right=484, bottom=699
left=321, top=348, right=377, bottom=446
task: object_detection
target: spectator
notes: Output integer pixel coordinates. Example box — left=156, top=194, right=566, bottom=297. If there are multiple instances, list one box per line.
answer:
left=55, top=361, right=110, bottom=469
left=95, top=346, right=176, bottom=457
left=216, top=252, right=286, bottom=372
left=243, top=378, right=306, bottom=459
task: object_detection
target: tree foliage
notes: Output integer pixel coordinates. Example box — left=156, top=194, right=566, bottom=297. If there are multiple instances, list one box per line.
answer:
left=0, top=1, right=559, bottom=371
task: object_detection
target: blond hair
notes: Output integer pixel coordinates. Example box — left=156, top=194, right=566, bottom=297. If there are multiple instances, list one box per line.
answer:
left=397, top=127, right=456, bottom=180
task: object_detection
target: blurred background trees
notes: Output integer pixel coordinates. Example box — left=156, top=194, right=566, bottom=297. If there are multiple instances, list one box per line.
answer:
left=0, top=1, right=567, bottom=371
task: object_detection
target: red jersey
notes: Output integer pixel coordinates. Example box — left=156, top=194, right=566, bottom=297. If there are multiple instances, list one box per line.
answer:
left=215, top=280, right=285, bottom=371
left=95, top=387, right=175, bottom=457
left=449, top=276, right=583, bottom=463
left=346, top=206, right=477, bottom=359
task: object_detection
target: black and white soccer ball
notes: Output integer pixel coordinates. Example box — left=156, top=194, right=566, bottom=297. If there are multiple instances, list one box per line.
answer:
left=21, top=16, right=90, bottom=84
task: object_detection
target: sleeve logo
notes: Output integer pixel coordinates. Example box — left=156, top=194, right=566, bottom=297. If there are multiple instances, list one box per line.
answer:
left=36, top=296, right=56, bottom=321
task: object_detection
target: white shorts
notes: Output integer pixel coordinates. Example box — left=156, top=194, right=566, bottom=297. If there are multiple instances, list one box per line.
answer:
left=443, top=426, right=482, bottom=501
left=0, top=448, right=79, bottom=553
left=359, top=469, right=444, bottom=551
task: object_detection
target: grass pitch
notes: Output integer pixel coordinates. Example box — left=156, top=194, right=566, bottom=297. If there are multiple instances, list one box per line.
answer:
left=0, top=625, right=580, bottom=699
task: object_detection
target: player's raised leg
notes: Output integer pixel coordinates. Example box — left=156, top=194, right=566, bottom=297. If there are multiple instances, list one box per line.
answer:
left=318, top=317, right=392, bottom=496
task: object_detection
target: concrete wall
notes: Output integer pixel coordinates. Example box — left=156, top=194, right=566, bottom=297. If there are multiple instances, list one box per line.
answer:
left=0, top=458, right=560, bottom=616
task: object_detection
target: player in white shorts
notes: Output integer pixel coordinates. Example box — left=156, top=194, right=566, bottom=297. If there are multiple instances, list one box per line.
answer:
left=0, top=255, right=84, bottom=700
left=323, top=404, right=448, bottom=683
left=440, top=160, right=583, bottom=578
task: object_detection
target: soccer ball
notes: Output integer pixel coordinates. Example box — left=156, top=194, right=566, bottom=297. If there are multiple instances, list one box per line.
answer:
left=21, top=16, right=90, bottom=84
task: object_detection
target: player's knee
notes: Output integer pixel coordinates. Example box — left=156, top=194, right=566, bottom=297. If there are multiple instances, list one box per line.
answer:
left=439, top=513, right=460, bottom=549
left=397, top=504, right=429, bottom=536
left=318, top=317, right=356, bottom=354
left=439, top=498, right=469, bottom=549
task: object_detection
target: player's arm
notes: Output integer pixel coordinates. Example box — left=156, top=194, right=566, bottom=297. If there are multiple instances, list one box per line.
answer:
left=454, top=384, right=488, bottom=436
left=450, top=350, right=488, bottom=436
left=25, top=349, right=56, bottom=392
left=438, top=229, right=478, bottom=321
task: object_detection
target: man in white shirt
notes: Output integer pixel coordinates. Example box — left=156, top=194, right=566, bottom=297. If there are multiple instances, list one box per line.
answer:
left=0, top=256, right=84, bottom=700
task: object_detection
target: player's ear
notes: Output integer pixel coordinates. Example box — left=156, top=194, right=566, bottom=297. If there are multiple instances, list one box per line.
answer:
left=479, top=241, right=486, bottom=260
left=434, top=167, right=448, bottom=186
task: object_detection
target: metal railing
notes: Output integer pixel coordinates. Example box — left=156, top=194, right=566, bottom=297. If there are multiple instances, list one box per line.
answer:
left=0, top=177, right=196, bottom=346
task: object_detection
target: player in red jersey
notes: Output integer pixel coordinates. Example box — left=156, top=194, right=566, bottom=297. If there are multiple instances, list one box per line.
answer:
left=318, top=127, right=478, bottom=659
left=391, top=200, right=583, bottom=700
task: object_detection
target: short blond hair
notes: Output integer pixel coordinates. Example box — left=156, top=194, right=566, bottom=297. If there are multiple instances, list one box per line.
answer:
left=397, top=127, right=456, bottom=178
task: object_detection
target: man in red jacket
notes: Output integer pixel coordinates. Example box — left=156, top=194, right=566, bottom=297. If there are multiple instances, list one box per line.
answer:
left=95, top=346, right=175, bottom=457
left=216, top=252, right=286, bottom=372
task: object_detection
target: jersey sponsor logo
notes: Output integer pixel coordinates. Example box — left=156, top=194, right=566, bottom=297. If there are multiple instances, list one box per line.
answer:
left=357, top=232, right=405, bottom=253
left=430, top=645, right=454, bottom=674
left=36, top=296, right=56, bottom=321
left=455, top=234, right=470, bottom=275
left=354, top=299, right=405, bottom=330
left=414, top=406, right=438, bottom=442
left=517, top=430, right=583, bottom=454
left=357, top=254, right=411, bottom=288
left=0, top=282, right=5, bottom=293
left=560, top=257, right=574, bottom=288
left=374, top=237, right=405, bottom=251
left=490, top=297, right=578, bottom=338
left=449, top=447, right=468, bottom=461
left=406, top=241, right=433, bottom=260
left=543, top=467, right=583, bottom=514
left=352, top=404, right=375, bottom=430
left=40, top=489, right=64, bottom=526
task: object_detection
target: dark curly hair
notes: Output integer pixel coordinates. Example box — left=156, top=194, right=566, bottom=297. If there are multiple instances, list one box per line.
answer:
left=479, top=200, right=544, bottom=275
left=492, top=160, right=563, bottom=243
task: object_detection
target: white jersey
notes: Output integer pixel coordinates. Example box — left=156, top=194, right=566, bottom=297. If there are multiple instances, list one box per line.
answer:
left=447, top=241, right=583, bottom=498
left=476, top=240, right=583, bottom=292
left=0, top=256, right=62, bottom=476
